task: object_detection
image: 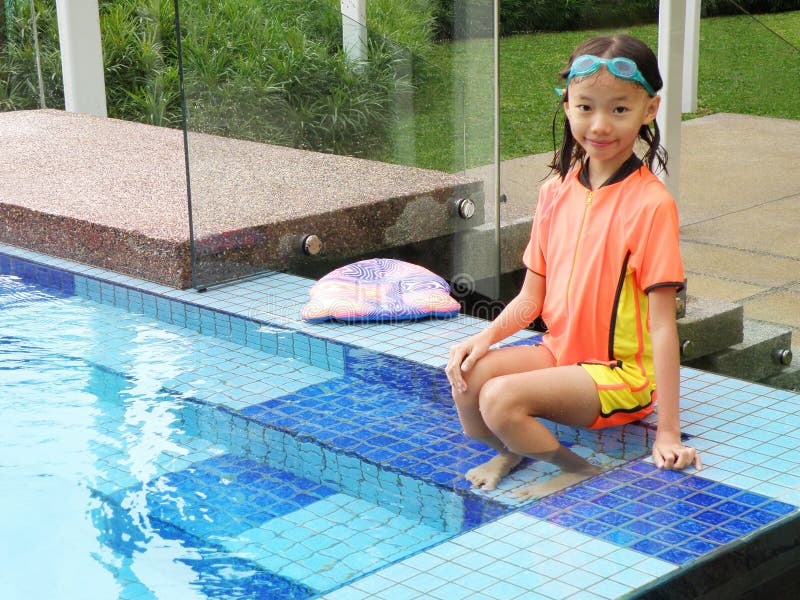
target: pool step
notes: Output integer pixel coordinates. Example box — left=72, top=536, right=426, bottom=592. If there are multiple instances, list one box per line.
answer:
left=685, top=319, right=793, bottom=383
left=761, top=362, right=800, bottom=392
left=99, top=453, right=449, bottom=597
left=179, top=379, right=515, bottom=522
left=677, top=296, right=743, bottom=362
left=677, top=292, right=796, bottom=388
left=217, top=492, right=450, bottom=593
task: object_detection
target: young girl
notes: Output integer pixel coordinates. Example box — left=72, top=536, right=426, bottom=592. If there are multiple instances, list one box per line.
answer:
left=445, top=34, right=700, bottom=499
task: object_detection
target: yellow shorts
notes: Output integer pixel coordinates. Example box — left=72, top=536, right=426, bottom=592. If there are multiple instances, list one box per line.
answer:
left=580, top=361, right=656, bottom=429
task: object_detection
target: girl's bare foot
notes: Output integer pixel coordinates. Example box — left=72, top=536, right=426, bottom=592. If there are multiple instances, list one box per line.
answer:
left=466, top=453, right=523, bottom=490
left=510, top=464, right=602, bottom=501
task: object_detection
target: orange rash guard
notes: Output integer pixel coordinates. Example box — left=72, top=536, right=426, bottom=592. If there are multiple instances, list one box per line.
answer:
left=523, top=163, right=684, bottom=426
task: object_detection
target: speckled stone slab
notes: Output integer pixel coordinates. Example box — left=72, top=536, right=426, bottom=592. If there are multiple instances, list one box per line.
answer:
left=0, top=109, right=483, bottom=288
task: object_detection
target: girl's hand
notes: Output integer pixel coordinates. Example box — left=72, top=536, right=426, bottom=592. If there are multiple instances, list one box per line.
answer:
left=446, top=334, right=491, bottom=394
left=652, top=431, right=702, bottom=471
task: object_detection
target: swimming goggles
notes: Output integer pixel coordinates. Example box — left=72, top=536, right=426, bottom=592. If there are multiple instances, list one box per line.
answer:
left=563, top=54, right=656, bottom=96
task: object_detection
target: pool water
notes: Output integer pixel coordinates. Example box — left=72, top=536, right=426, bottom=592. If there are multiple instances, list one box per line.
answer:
left=0, top=273, right=495, bottom=599
left=0, top=268, right=652, bottom=599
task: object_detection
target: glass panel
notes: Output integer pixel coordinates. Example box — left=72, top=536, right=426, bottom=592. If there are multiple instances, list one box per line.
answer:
left=177, top=0, right=502, bottom=301
left=679, top=2, right=800, bottom=382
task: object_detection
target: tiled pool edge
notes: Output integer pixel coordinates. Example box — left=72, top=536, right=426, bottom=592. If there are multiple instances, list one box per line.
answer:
left=5, top=243, right=800, bottom=599
left=629, top=513, right=800, bottom=599
left=0, top=244, right=463, bottom=398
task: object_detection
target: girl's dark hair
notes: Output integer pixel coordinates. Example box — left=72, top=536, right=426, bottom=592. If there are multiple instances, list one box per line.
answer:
left=548, top=34, right=668, bottom=179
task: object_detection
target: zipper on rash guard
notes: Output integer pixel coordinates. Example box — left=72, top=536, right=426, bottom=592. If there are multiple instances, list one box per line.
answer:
left=562, top=189, right=593, bottom=362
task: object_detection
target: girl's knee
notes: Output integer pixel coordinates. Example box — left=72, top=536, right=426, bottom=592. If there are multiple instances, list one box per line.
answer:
left=478, top=378, right=515, bottom=428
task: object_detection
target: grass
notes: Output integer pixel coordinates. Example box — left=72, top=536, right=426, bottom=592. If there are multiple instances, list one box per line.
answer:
left=405, top=11, right=800, bottom=172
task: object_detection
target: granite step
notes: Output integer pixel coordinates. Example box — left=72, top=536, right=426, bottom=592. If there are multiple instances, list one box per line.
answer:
left=677, top=296, right=744, bottom=362
left=761, top=363, right=800, bottom=392
left=683, top=319, right=793, bottom=382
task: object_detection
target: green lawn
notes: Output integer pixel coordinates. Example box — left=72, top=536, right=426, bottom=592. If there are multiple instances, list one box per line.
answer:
left=404, top=11, right=800, bottom=173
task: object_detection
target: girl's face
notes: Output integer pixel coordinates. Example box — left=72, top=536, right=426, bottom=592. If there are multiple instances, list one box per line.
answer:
left=564, top=68, right=660, bottom=181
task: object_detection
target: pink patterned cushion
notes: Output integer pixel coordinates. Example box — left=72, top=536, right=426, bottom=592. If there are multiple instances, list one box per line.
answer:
left=301, top=259, right=460, bottom=323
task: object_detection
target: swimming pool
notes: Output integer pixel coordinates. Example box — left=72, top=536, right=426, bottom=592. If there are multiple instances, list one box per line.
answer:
left=0, top=247, right=650, bottom=599
left=5, top=247, right=799, bottom=600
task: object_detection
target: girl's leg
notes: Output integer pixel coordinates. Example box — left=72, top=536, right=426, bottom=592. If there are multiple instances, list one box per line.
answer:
left=479, top=365, right=602, bottom=497
left=451, top=345, right=556, bottom=489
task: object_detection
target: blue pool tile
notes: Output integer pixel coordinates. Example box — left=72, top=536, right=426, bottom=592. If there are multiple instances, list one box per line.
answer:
left=542, top=495, right=579, bottom=510
left=575, top=521, right=614, bottom=537
left=670, top=501, right=703, bottom=517
left=658, top=548, right=698, bottom=565
left=430, top=470, right=461, bottom=485
left=628, top=462, right=657, bottom=475
left=525, top=504, right=558, bottom=519
left=650, top=472, right=689, bottom=486
left=645, top=511, right=684, bottom=527
left=743, top=508, right=784, bottom=525
left=569, top=502, right=606, bottom=519
left=761, top=500, right=798, bottom=516
left=592, top=494, right=627, bottom=509
left=564, top=486, right=602, bottom=501
left=623, top=520, right=660, bottom=536
left=638, top=493, right=674, bottom=508
left=617, top=502, right=653, bottom=518
left=674, top=520, right=710, bottom=535
left=659, top=485, right=694, bottom=500
left=652, top=529, right=690, bottom=545
left=722, top=518, right=760, bottom=535
left=631, top=538, right=669, bottom=556
left=597, top=512, right=633, bottom=527
left=681, top=538, right=718, bottom=554
left=548, top=512, right=585, bottom=528
left=701, top=528, right=740, bottom=545
left=681, top=476, right=715, bottom=491
left=601, top=529, right=642, bottom=546
left=606, top=469, right=639, bottom=483
left=613, top=486, right=648, bottom=500
left=585, top=476, right=618, bottom=491
left=685, top=492, right=720, bottom=507
left=632, top=477, right=667, bottom=491
left=715, top=501, right=750, bottom=517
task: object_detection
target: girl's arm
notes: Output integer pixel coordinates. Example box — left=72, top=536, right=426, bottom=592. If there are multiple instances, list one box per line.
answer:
left=446, top=270, right=545, bottom=392
left=649, top=287, right=702, bottom=470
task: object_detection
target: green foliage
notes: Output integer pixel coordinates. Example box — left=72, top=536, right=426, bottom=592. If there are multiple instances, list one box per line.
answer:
left=0, top=0, right=63, bottom=110
left=178, top=0, right=426, bottom=157
left=0, top=0, right=436, bottom=159
left=100, top=0, right=179, bottom=126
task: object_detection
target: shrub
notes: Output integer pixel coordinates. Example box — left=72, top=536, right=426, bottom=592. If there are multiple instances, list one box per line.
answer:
left=0, top=0, right=63, bottom=111
left=0, top=0, right=437, bottom=159
left=178, top=0, right=428, bottom=157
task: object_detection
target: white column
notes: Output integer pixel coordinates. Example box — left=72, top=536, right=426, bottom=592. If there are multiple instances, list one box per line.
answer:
left=656, top=0, right=686, bottom=199
left=341, top=0, right=367, bottom=63
left=55, top=0, right=107, bottom=117
left=682, top=0, right=701, bottom=113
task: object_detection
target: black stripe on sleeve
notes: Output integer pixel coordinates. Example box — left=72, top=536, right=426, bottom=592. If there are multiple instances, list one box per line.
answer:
left=645, top=281, right=685, bottom=294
